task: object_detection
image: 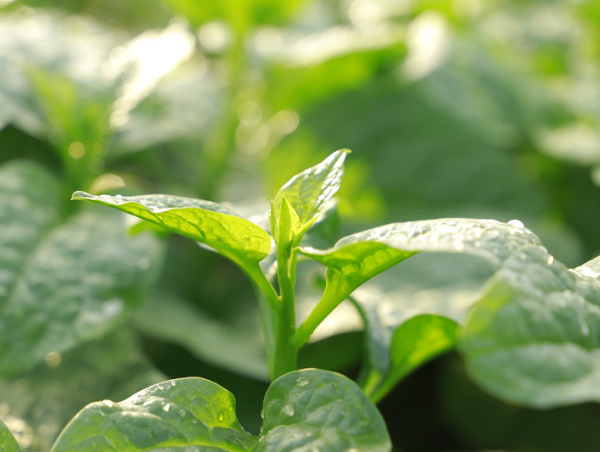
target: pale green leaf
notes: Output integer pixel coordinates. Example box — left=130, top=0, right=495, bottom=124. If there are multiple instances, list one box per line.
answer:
left=51, top=378, right=257, bottom=452
left=460, top=245, right=600, bottom=408
left=258, top=369, right=391, bottom=452
left=272, top=150, right=349, bottom=235
left=0, top=418, right=23, bottom=452
left=275, top=198, right=300, bottom=251
left=0, top=162, right=162, bottom=376
left=71, top=192, right=272, bottom=270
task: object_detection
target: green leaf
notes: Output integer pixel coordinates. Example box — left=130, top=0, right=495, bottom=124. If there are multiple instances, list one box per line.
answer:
left=258, top=368, right=391, bottom=452
left=271, top=149, right=349, bottom=237
left=71, top=192, right=272, bottom=272
left=460, top=245, right=600, bottom=408
left=361, top=315, right=458, bottom=403
left=295, top=218, right=541, bottom=347
left=0, top=418, right=23, bottom=452
left=51, top=378, right=257, bottom=452
left=0, top=161, right=162, bottom=376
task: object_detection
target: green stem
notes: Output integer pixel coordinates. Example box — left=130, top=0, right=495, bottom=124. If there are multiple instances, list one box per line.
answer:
left=271, top=246, right=299, bottom=379
left=293, top=274, right=348, bottom=348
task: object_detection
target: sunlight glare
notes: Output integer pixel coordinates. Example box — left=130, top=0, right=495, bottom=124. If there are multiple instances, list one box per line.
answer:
left=401, top=12, right=449, bottom=81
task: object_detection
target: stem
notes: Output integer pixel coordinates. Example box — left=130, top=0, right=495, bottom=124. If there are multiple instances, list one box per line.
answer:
left=271, top=245, right=299, bottom=379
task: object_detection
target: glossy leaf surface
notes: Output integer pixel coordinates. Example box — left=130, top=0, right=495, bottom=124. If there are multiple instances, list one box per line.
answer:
left=71, top=192, right=272, bottom=270
left=0, top=418, right=23, bottom=452
left=272, top=150, right=349, bottom=235
left=0, top=162, right=162, bottom=376
left=461, top=245, right=600, bottom=408
left=258, top=369, right=391, bottom=452
left=51, top=378, right=257, bottom=452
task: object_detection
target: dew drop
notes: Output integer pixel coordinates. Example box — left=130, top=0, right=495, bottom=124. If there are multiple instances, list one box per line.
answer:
left=453, top=241, right=464, bottom=251
left=102, top=400, right=114, bottom=408
left=192, top=419, right=198, bottom=424
left=547, top=255, right=555, bottom=265
left=296, top=378, right=309, bottom=387
left=162, top=403, right=171, bottom=412
left=508, top=219, right=525, bottom=228
left=157, top=385, right=164, bottom=391
left=115, top=194, right=123, bottom=200
left=282, top=404, right=295, bottom=416
left=179, top=410, right=186, bottom=418
left=170, top=380, right=176, bottom=387
left=218, top=413, right=225, bottom=422
left=260, top=408, right=265, bottom=419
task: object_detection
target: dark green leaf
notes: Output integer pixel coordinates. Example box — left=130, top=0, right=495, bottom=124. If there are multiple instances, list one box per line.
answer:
left=258, top=369, right=391, bottom=452
left=460, top=245, right=600, bottom=408
left=71, top=192, right=272, bottom=271
left=0, top=418, right=23, bottom=452
left=51, top=378, right=257, bottom=452
left=272, top=150, right=349, bottom=236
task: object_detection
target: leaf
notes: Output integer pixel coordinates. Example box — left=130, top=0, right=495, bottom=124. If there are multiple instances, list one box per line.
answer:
left=71, top=192, right=272, bottom=272
left=361, top=315, right=458, bottom=402
left=296, top=218, right=541, bottom=347
left=460, top=245, right=600, bottom=408
left=0, top=161, right=162, bottom=376
left=0, top=330, right=165, bottom=452
left=275, top=198, right=300, bottom=251
left=0, top=418, right=23, bottom=452
left=51, top=378, right=257, bottom=452
left=271, top=149, right=349, bottom=236
left=258, top=368, right=391, bottom=452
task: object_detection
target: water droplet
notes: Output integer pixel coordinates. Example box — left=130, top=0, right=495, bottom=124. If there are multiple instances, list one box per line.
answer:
left=191, top=419, right=198, bottom=424
left=102, top=400, right=114, bottom=408
left=508, top=219, right=525, bottom=228
left=218, top=413, right=225, bottom=422
left=296, top=378, right=309, bottom=387
left=453, top=241, right=464, bottom=251
left=170, top=380, right=176, bottom=387
left=547, top=255, right=555, bottom=265
left=282, top=404, right=295, bottom=416
left=157, top=385, right=164, bottom=391
left=115, top=194, right=122, bottom=200
left=179, top=410, right=186, bottom=418
left=260, top=408, right=264, bottom=419
left=162, top=403, right=171, bottom=412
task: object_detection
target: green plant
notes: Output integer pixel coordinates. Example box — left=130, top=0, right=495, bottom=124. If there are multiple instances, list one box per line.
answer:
left=0, top=148, right=593, bottom=451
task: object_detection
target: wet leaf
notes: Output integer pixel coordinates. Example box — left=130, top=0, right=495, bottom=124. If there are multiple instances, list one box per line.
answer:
left=51, top=378, right=257, bottom=452
left=258, top=369, right=391, bottom=452
left=460, top=245, right=600, bottom=408
left=71, top=192, right=272, bottom=271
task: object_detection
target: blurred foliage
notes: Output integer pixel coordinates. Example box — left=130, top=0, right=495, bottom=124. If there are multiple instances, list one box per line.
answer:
left=2, top=0, right=600, bottom=450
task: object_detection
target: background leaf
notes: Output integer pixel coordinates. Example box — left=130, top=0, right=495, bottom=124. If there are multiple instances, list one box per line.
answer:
left=460, top=245, right=600, bottom=408
left=0, top=162, right=163, bottom=376
left=0, top=418, right=24, bottom=452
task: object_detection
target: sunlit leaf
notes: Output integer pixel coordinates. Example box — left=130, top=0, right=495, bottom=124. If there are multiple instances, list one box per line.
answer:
left=258, top=369, right=391, bottom=452
left=271, top=149, right=349, bottom=236
left=0, top=161, right=162, bottom=376
left=71, top=192, right=272, bottom=271
left=460, top=245, right=600, bottom=408
left=0, top=418, right=23, bottom=452
left=51, top=377, right=257, bottom=452
left=297, top=218, right=541, bottom=347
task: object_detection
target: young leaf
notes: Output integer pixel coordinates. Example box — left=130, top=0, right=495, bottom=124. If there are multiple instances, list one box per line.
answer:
left=0, top=418, right=23, bottom=452
left=258, top=369, right=391, bottom=452
left=460, top=245, right=600, bottom=408
left=0, top=161, right=162, bottom=376
left=275, top=198, right=300, bottom=251
left=271, top=149, right=349, bottom=236
left=295, top=218, right=540, bottom=346
left=71, top=192, right=272, bottom=272
left=361, top=314, right=458, bottom=403
left=51, top=377, right=257, bottom=452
